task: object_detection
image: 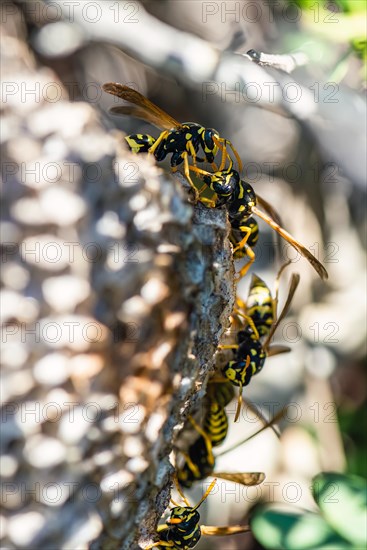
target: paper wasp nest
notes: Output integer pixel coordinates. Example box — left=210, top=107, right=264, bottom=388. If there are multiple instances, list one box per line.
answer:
left=1, top=28, right=234, bottom=550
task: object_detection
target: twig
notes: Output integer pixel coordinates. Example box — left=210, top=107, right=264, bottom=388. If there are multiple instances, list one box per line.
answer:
left=244, top=49, right=309, bottom=74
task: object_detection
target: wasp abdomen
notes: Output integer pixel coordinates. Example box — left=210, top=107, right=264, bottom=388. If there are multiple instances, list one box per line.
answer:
left=246, top=274, right=275, bottom=337
left=125, top=134, right=156, bottom=153
left=204, top=400, right=228, bottom=447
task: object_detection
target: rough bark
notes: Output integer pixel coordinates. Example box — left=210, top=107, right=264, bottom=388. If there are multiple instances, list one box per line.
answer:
left=1, top=16, right=235, bottom=549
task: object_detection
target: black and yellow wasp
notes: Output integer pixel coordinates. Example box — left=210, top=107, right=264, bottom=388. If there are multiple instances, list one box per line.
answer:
left=189, top=159, right=328, bottom=281
left=176, top=395, right=284, bottom=489
left=176, top=416, right=265, bottom=489
left=102, top=83, right=242, bottom=202
left=145, top=478, right=249, bottom=549
left=221, top=265, right=301, bottom=421
left=176, top=380, right=234, bottom=488
left=175, top=380, right=261, bottom=489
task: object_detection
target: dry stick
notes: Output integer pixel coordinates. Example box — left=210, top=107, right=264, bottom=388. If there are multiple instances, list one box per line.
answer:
left=243, top=50, right=309, bottom=74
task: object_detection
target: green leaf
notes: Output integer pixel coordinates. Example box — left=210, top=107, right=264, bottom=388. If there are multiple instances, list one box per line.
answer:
left=351, top=38, right=367, bottom=60
left=288, top=0, right=367, bottom=14
left=312, top=472, right=367, bottom=547
left=336, top=0, right=367, bottom=14
left=251, top=507, right=351, bottom=550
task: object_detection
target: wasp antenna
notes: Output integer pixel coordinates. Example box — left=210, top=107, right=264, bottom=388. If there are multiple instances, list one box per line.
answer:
left=170, top=497, right=182, bottom=508
left=192, top=479, right=217, bottom=511
left=273, top=260, right=292, bottom=321
left=274, top=260, right=292, bottom=298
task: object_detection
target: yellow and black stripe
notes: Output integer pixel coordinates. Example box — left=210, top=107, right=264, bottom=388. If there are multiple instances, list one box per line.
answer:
left=230, top=216, right=259, bottom=260
left=160, top=506, right=201, bottom=548
left=222, top=328, right=266, bottom=389
left=177, top=434, right=215, bottom=488
left=125, top=133, right=156, bottom=153
left=203, top=400, right=228, bottom=447
left=246, top=274, right=274, bottom=337
left=207, top=380, right=234, bottom=408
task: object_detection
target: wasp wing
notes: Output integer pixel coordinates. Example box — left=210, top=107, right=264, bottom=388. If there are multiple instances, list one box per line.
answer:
left=216, top=406, right=286, bottom=457
left=214, top=472, right=265, bottom=485
left=103, top=83, right=181, bottom=130
left=252, top=207, right=328, bottom=280
left=201, top=524, right=251, bottom=535
left=263, top=273, right=300, bottom=349
left=256, top=194, right=283, bottom=226
left=267, top=345, right=291, bottom=356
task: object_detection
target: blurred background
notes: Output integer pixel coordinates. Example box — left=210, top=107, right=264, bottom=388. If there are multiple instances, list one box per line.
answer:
left=1, top=0, right=366, bottom=548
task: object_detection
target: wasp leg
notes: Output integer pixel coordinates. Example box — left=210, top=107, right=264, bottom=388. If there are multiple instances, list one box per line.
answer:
left=226, top=139, right=243, bottom=173
left=145, top=541, right=174, bottom=549
left=231, top=311, right=259, bottom=340
left=232, top=226, right=252, bottom=255
left=186, top=139, right=198, bottom=167
left=234, top=247, right=256, bottom=282
left=148, top=130, right=169, bottom=156
left=218, top=139, right=230, bottom=172
left=187, top=416, right=215, bottom=466
left=212, top=137, right=230, bottom=171
left=220, top=141, right=229, bottom=171
left=177, top=451, right=201, bottom=480
left=232, top=226, right=256, bottom=282
left=189, top=165, right=211, bottom=177
left=181, top=151, right=201, bottom=203
left=189, top=164, right=217, bottom=207
left=213, top=137, right=243, bottom=173
left=235, top=296, right=246, bottom=310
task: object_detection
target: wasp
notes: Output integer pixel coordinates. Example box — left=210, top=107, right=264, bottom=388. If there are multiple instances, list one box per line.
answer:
left=176, top=428, right=265, bottom=490
left=102, top=83, right=242, bottom=202
left=145, top=478, right=249, bottom=549
left=176, top=381, right=234, bottom=487
left=189, top=160, right=328, bottom=281
left=221, top=268, right=301, bottom=421
left=176, top=403, right=284, bottom=489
